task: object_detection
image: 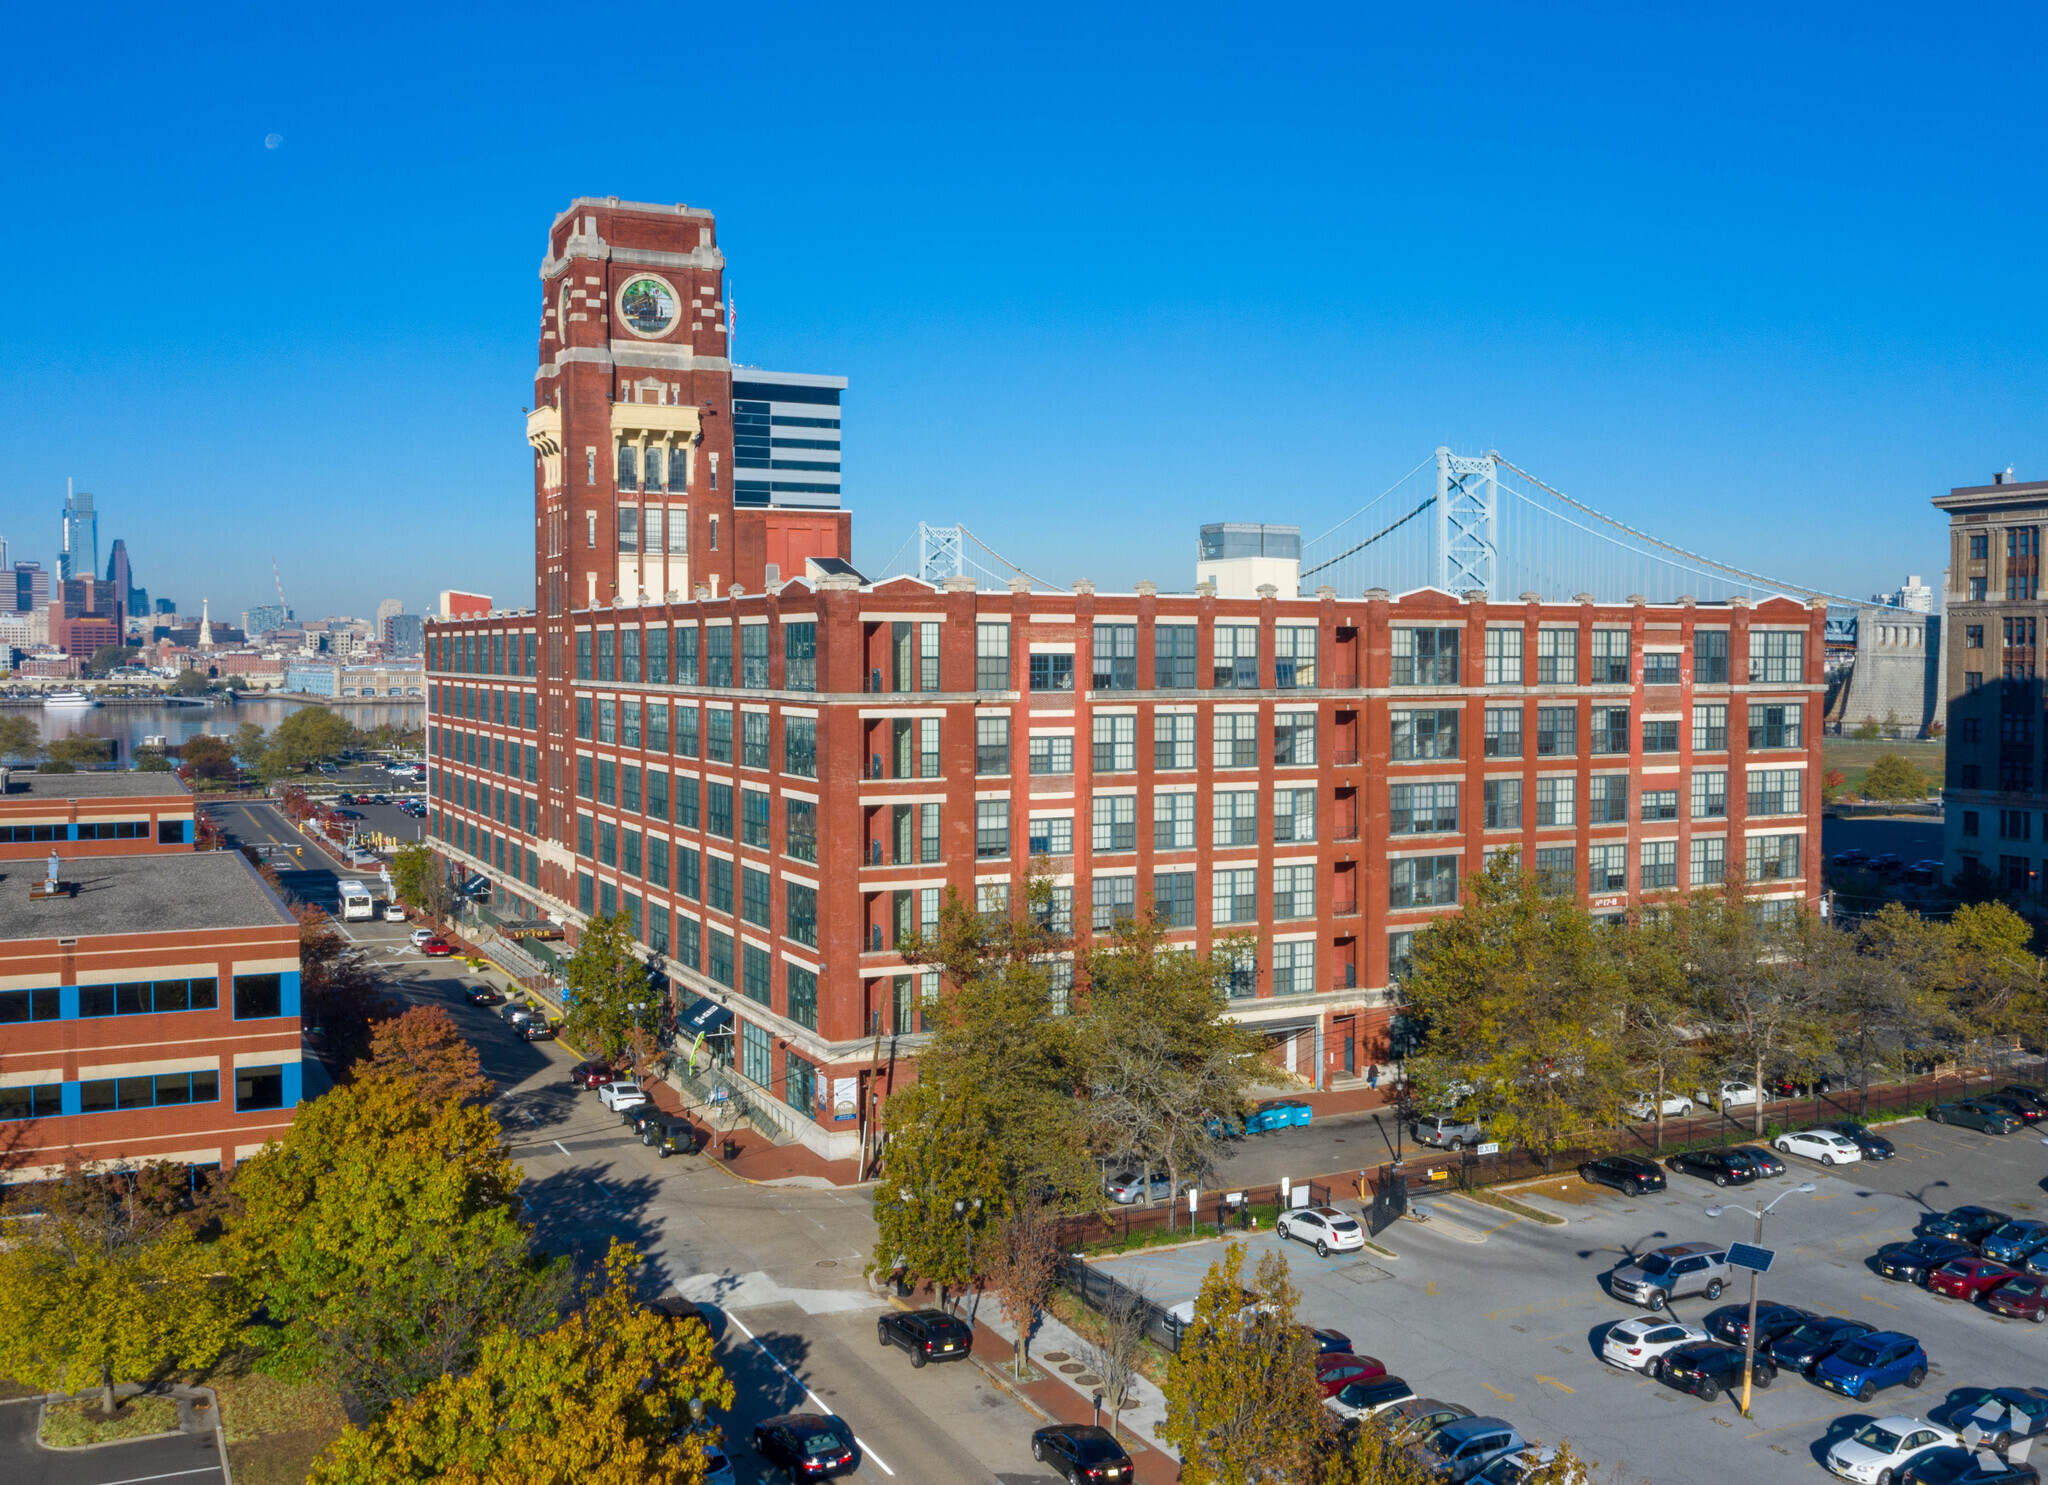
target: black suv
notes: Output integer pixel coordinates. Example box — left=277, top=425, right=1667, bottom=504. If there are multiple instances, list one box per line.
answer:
left=1705, top=1301, right=1813, bottom=1348
left=753, top=1414, right=859, bottom=1480
left=642, top=1118, right=701, bottom=1157
left=1031, top=1424, right=1134, bottom=1483
left=1921, top=1205, right=2012, bottom=1248
left=1656, top=1340, right=1776, bottom=1400
left=1875, top=1238, right=1976, bottom=1284
left=1578, top=1155, right=1666, bottom=1196
left=877, top=1308, right=972, bottom=1367
left=1665, top=1149, right=1759, bottom=1187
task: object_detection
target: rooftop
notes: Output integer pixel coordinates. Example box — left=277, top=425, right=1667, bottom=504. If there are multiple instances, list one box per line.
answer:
left=0, top=771, right=190, bottom=802
left=0, top=851, right=296, bottom=941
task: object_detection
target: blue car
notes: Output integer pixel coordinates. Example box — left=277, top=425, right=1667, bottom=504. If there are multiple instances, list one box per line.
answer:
left=1812, top=1331, right=1929, bottom=1401
left=1981, top=1220, right=2048, bottom=1266
left=1243, top=1099, right=1313, bottom=1134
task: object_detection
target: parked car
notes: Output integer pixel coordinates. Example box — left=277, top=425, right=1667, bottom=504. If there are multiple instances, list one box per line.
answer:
left=1705, top=1300, right=1813, bottom=1348
left=1413, top=1113, right=1487, bottom=1150
left=516, top=1016, right=555, bottom=1042
left=1921, top=1206, right=2013, bottom=1248
left=1326, top=1375, right=1416, bottom=1423
left=1978, top=1093, right=2045, bottom=1126
left=568, top=1060, right=615, bottom=1090
left=1381, top=1399, right=1475, bottom=1450
left=1665, top=1149, right=1759, bottom=1188
left=1942, top=1387, right=2048, bottom=1452
left=1775, top=1129, right=1865, bottom=1166
left=1104, top=1171, right=1173, bottom=1205
left=1697, top=1079, right=1760, bottom=1110
left=409, top=927, right=438, bottom=946
left=1416, top=1417, right=1525, bottom=1482
left=877, top=1308, right=972, bottom=1367
left=1901, top=862, right=1942, bottom=887
left=1601, top=1318, right=1709, bottom=1374
left=1825, top=1417, right=1961, bottom=1484
left=648, top=1294, right=712, bottom=1333
left=1770, top=1317, right=1877, bottom=1375
left=1625, top=1091, right=1695, bottom=1119
left=597, top=1080, right=649, bottom=1113
left=1930, top=1101, right=2023, bottom=1135
left=1834, top=848, right=1871, bottom=867
left=1982, top=1220, right=2048, bottom=1266
left=1278, top=1205, right=1365, bottom=1257
left=642, top=1118, right=702, bottom=1157
left=1926, top=1257, right=2020, bottom=1301
left=1875, top=1239, right=1977, bottom=1285
left=1730, top=1144, right=1788, bottom=1179
left=1814, top=1332, right=1930, bottom=1401
left=1310, top=1327, right=1354, bottom=1355
left=1816, top=1121, right=1897, bottom=1160
left=2003, top=1084, right=2048, bottom=1113
left=466, top=986, right=503, bottom=1006
left=1244, top=1099, right=1313, bottom=1133
left=420, top=937, right=456, bottom=956
left=1870, top=852, right=1905, bottom=874
left=1316, top=1353, right=1387, bottom=1397
left=1476, top=1448, right=1595, bottom=1485
left=1654, top=1340, right=1774, bottom=1400
left=1767, top=1067, right=1839, bottom=1098
left=1029, top=1424, right=1133, bottom=1484
left=1984, top=1272, right=2048, bottom=1322
left=751, top=1413, right=859, bottom=1480
left=1578, top=1154, right=1666, bottom=1196
left=382, top=903, right=406, bottom=921
left=1608, top=1241, right=1730, bottom=1310
left=1898, top=1449, right=2041, bottom=1485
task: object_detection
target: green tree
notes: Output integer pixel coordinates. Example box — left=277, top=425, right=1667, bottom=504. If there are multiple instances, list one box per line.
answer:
left=1851, top=720, right=1881, bottom=741
left=390, top=843, right=450, bottom=922
left=225, top=1074, right=565, bottom=1415
left=1860, top=752, right=1928, bottom=801
left=1617, top=908, right=1706, bottom=1151
left=85, top=645, right=140, bottom=676
left=1689, top=894, right=1834, bottom=1134
left=222, top=673, right=251, bottom=691
left=232, top=722, right=269, bottom=766
left=873, top=1080, right=1007, bottom=1302
left=168, top=669, right=212, bottom=696
left=1321, top=1419, right=1434, bottom=1485
left=1837, top=904, right=1950, bottom=1099
left=0, top=1164, right=249, bottom=1414
left=561, top=910, right=654, bottom=1063
left=1949, top=900, right=2045, bottom=1053
left=46, top=735, right=114, bottom=768
left=261, top=707, right=357, bottom=778
left=309, top=1240, right=732, bottom=1485
left=134, top=748, right=173, bottom=772
left=0, top=713, right=43, bottom=762
left=1162, top=1241, right=1324, bottom=1485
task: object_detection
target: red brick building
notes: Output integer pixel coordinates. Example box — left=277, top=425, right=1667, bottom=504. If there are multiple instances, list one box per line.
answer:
left=423, top=199, right=1827, bottom=1162
left=0, top=771, right=196, bottom=859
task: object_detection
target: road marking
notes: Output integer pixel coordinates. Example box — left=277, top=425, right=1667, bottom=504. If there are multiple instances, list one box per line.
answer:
left=91, top=1469, right=224, bottom=1485
left=1851, top=1207, right=1878, bottom=1215
left=1425, top=1279, right=1437, bottom=1296
left=1480, top=1381, right=1515, bottom=1401
left=1811, top=1192, right=1838, bottom=1202
left=1534, top=1374, right=1575, bottom=1393
left=553, top=1141, right=573, bottom=1158
left=725, top=1311, right=895, bottom=1476
left=1858, top=1295, right=1899, bottom=1309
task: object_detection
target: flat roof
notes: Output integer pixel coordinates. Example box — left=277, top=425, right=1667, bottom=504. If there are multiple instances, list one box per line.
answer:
left=0, top=851, right=295, bottom=940
left=0, top=771, right=191, bottom=802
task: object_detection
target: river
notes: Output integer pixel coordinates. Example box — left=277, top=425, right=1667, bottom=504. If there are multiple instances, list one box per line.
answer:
left=19, top=699, right=423, bottom=762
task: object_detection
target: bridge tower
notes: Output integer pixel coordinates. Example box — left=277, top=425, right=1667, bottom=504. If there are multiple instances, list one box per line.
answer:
left=1434, top=447, right=1499, bottom=597
left=917, top=523, right=965, bottom=583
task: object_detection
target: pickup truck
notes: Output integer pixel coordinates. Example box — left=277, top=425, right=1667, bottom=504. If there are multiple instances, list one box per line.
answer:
left=1412, top=1113, right=1487, bottom=1151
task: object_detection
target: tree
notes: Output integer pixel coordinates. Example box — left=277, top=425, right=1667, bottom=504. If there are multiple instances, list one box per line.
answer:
left=0, top=1163, right=249, bottom=1414
left=46, top=735, right=113, bottom=768
left=1821, top=768, right=1848, bottom=802
left=390, top=843, right=450, bottom=922
left=135, top=748, right=173, bottom=772
left=222, top=673, right=252, bottom=691
left=1162, top=1241, right=1324, bottom=1485
left=1861, top=753, right=1928, bottom=802
left=873, top=1080, right=1007, bottom=1304
left=1836, top=905, right=1949, bottom=1107
left=180, top=735, right=237, bottom=782
left=1617, top=910, right=1706, bottom=1151
left=309, top=1240, right=732, bottom=1484
left=85, top=645, right=140, bottom=676
left=225, top=1074, right=563, bottom=1414
left=1851, top=720, right=1881, bottom=741
left=1949, top=900, right=2045, bottom=1054
left=299, top=906, right=390, bottom=1067
left=262, top=707, right=357, bottom=778
left=985, top=1196, right=1061, bottom=1378
left=1689, top=895, right=1833, bottom=1135
left=362, top=1005, right=493, bottom=1107
left=1078, top=1276, right=1151, bottom=1444
left=0, top=713, right=44, bottom=762
left=168, top=669, right=211, bottom=696
left=1321, top=1418, right=1435, bottom=1485
left=232, top=722, right=269, bottom=766
left=561, top=910, right=655, bottom=1063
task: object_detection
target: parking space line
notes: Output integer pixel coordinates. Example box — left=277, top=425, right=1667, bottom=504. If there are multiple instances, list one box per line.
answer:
left=1480, top=1381, right=1515, bottom=1402
left=725, top=1311, right=895, bottom=1477
left=553, top=1141, right=573, bottom=1158
left=92, top=1469, right=223, bottom=1485
left=1535, top=1374, right=1576, bottom=1393
left=1858, top=1294, right=1899, bottom=1309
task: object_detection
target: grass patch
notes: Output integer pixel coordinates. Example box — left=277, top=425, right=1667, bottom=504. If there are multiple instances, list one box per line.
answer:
left=1044, top=1287, right=1175, bottom=1387
left=213, top=1370, right=351, bottom=1485
left=1073, top=1204, right=1286, bottom=1255
left=1821, top=738, right=1944, bottom=802
left=1460, top=1189, right=1565, bottom=1225
left=41, top=1395, right=180, bottom=1447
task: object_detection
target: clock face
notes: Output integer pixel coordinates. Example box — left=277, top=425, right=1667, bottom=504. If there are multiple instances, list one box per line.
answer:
left=619, top=275, right=677, bottom=336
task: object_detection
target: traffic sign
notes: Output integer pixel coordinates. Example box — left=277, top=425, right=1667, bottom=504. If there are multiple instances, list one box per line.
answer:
left=1727, top=1242, right=1776, bottom=1273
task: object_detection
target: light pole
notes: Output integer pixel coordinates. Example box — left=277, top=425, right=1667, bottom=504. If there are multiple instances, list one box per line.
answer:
left=1707, top=1181, right=1817, bottom=1417
left=950, top=1196, right=983, bottom=1313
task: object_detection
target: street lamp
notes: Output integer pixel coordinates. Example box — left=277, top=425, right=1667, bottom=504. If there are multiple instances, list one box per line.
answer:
left=950, top=1196, right=983, bottom=1312
left=1706, top=1181, right=1818, bottom=1417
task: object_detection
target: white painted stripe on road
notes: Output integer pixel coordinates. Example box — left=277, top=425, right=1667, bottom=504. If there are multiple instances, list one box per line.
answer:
left=553, top=1141, right=573, bottom=1158
left=725, top=1311, right=896, bottom=1477
left=90, top=1467, right=224, bottom=1485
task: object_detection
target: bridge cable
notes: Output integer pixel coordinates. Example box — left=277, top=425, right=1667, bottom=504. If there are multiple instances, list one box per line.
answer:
left=1299, top=496, right=1438, bottom=581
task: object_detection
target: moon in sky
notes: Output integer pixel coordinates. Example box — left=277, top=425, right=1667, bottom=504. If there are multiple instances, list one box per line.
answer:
left=264, top=133, right=283, bottom=150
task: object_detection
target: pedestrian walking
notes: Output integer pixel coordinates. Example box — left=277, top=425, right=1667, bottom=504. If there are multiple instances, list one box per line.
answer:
left=1367, top=1062, right=1379, bottom=1091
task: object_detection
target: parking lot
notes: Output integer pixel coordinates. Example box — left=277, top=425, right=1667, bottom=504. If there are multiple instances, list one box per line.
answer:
left=0, top=1397, right=225, bottom=1485
left=1093, top=1112, right=2048, bottom=1485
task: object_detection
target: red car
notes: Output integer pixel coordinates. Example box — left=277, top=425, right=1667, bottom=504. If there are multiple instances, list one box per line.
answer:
left=1926, top=1256, right=2021, bottom=1301
left=1984, top=1273, right=2048, bottom=1322
left=569, top=1060, right=615, bottom=1090
left=1314, top=1353, right=1386, bottom=1397
left=420, top=938, right=456, bottom=957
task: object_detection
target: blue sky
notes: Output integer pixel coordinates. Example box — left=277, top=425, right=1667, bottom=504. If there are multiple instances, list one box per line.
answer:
left=3, top=3, right=2044, bottom=619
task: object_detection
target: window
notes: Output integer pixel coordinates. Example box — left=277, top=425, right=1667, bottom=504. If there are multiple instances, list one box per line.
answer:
left=1971, top=579, right=1988, bottom=602
left=1154, top=713, right=1196, bottom=769
left=741, top=711, right=770, bottom=770
left=0, top=1083, right=62, bottom=1121
left=1748, top=703, right=1802, bottom=750
left=1272, top=940, right=1316, bottom=996
left=1747, top=769, right=1802, bottom=817
left=597, top=759, right=617, bottom=806
left=1640, top=840, right=1678, bottom=890
left=597, top=631, right=616, bottom=682
left=1093, top=714, right=1136, bottom=772
left=1642, top=651, right=1680, bottom=686
left=740, top=866, right=771, bottom=928
left=703, top=626, right=733, bottom=688
left=1971, top=533, right=1990, bottom=560
left=2004, top=855, right=2034, bottom=891
left=576, top=812, right=594, bottom=859
left=1591, top=706, right=1630, bottom=754
left=784, top=717, right=817, bottom=778
left=1093, top=875, right=1137, bottom=931
left=781, top=621, right=817, bottom=692
left=1484, top=707, right=1522, bottom=758
left=1093, top=624, right=1137, bottom=690
left=1591, top=630, right=1630, bottom=684
left=622, top=766, right=642, bottom=814
left=1535, top=706, right=1576, bottom=757
left=1274, top=787, right=1317, bottom=843
left=974, top=623, right=1011, bottom=690
left=741, top=789, right=771, bottom=848
left=977, top=882, right=1010, bottom=918
left=1092, top=795, right=1138, bottom=852
left=1537, top=628, right=1578, bottom=684
left=1153, top=871, right=1197, bottom=929
left=1690, top=836, right=1727, bottom=887
left=1693, top=703, right=1728, bottom=752
left=1030, top=651, right=1075, bottom=691
left=646, top=704, right=668, bottom=754
left=1748, top=631, right=1804, bottom=683
left=599, top=821, right=617, bottom=867
left=1390, top=855, right=1459, bottom=908
left=1275, top=626, right=1317, bottom=688
left=1483, top=777, right=1521, bottom=829
left=233, top=973, right=283, bottom=1020
left=1961, top=762, right=1983, bottom=788
left=1485, top=627, right=1523, bottom=685
left=1391, top=628, right=1460, bottom=686
left=707, top=783, right=734, bottom=839
left=1641, top=719, right=1680, bottom=753
left=575, top=697, right=592, bottom=740
left=234, top=1066, right=285, bottom=1112
left=675, top=775, right=700, bottom=830
left=675, top=626, right=700, bottom=686
left=2000, top=808, right=2032, bottom=841
left=2006, top=616, right=2038, bottom=646
left=740, top=625, right=769, bottom=689
left=1155, top=792, right=1195, bottom=849
left=782, top=963, right=818, bottom=1030
left=1046, top=959, right=1074, bottom=1014
left=976, top=800, right=1010, bottom=858
left=0, top=986, right=60, bottom=1023
left=1213, top=712, right=1259, bottom=768
left=1274, top=712, right=1316, bottom=766
left=1029, top=814, right=1075, bottom=856
left=1213, top=867, right=1259, bottom=924
left=707, top=856, right=734, bottom=914
left=976, top=717, right=1009, bottom=775
left=1746, top=833, right=1801, bottom=881
left=74, top=978, right=218, bottom=1018
left=648, top=835, right=670, bottom=887
left=1589, top=843, right=1627, bottom=892
left=740, top=1022, right=771, bottom=1086
left=1155, top=624, right=1197, bottom=688
left=1967, top=624, right=1985, bottom=649
left=1387, top=932, right=1415, bottom=984
left=623, top=829, right=643, bottom=877
left=1213, top=625, right=1261, bottom=689
left=1588, top=775, right=1627, bottom=824
left=675, top=706, right=699, bottom=759
left=1029, top=735, right=1074, bottom=774
left=1533, top=846, right=1575, bottom=896
left=782, top=1050, right=815, bottom=1115
left=1966, top=670, right=1984, bottom=691
left=1536, top=776, right=1575, bottom=827
left=575, top=632, right=592, bottom=680
left=1962, top=809, right=1980, bottom=838
left=1391, top=709, right=1459, bottom=761
left=1214, top=789, right=1259, bottom=847
left=1641, top=789, right=1678, bottom=821
left=1389, top=783, right=1457, bottom=835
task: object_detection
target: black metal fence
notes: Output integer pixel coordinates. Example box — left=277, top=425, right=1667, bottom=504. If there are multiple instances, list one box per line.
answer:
left=1060, top=1255, right=1187, bottom=1354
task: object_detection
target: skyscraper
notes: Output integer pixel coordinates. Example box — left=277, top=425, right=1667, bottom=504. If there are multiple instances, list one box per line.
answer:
left=105, top=538, right=143, bottom=625
left=60, top=487, right=96, bottom=584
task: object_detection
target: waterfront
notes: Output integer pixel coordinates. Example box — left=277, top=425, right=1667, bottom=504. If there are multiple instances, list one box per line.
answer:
left=17, top=699, right=422, bottom=761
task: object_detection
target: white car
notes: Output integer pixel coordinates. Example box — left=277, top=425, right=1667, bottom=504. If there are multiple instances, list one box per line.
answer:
left=1773, top=1129, right=1864, bottom=1166
left=1625, top=1092, right=1695, bottom=1120
left=1824, top=1417, right=1960, bottom=1483
left=1696, top=1080, right=1759, bottom=1110
left=1476, top=1448, right=1592, bottom=1485
left=1323, top=1376, right=1415, bottom=1423
left=1600, top=1317, right=1709, bottom=1373
left=409, top=928, right=437, bottom=946
left=597, top=1080, right=649, bottom=1113
left=1276, top=1205, right=1366, bottom=1257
